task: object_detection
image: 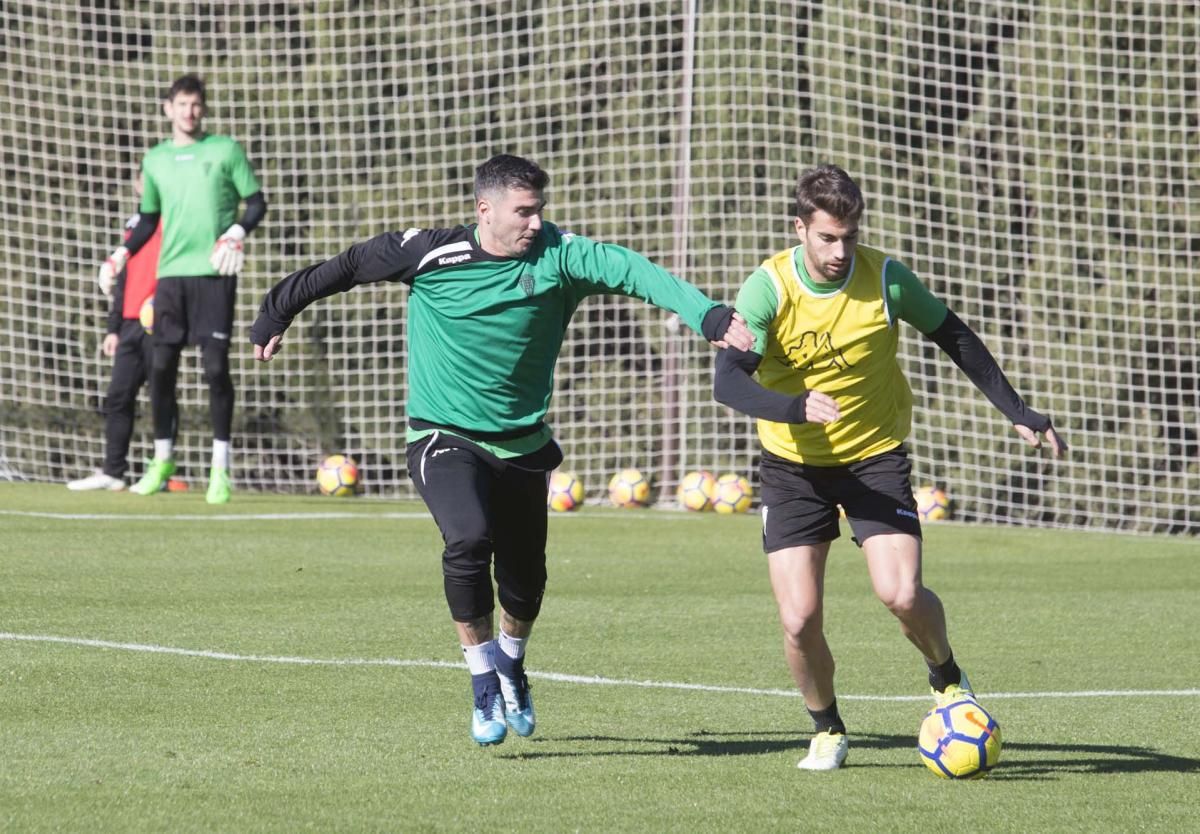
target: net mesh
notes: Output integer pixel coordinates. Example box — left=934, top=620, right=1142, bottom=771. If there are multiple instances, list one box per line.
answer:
left=1, top=1, right=1196, bottom=533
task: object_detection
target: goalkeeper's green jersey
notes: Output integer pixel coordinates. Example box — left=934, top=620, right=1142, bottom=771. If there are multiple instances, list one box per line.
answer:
left=139, top=133, right=261, bottom=278
left=252, top=222, right=725, bottom=457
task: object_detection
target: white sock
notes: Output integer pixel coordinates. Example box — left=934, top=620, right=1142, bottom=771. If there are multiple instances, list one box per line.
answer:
left=497, top=629, right=527, bottom=661
left=154, top=439, right=173, bottom=461
left=462, top=641, right=495, bottom=675
left=212, top=439, right=231, bottom=470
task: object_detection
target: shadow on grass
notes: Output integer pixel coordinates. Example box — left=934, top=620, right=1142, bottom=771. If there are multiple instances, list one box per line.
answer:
left=498, top=730, right=1200, bottom=777
left=981, top=739, right=1200, bottom=780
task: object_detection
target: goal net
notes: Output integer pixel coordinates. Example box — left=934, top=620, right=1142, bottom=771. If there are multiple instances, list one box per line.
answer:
left=1, top=1, right=1196, bottom=534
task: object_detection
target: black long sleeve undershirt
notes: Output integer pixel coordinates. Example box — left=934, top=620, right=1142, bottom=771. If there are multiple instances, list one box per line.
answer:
left=250, top=239, right=381, bottom=346
left=238, top=191, right=267, bottom=233
left=713, top=346, right=810, bottom=424
left=924, top=310, right=1050, bottom=431
left=122, top=213, right=160, bottom=255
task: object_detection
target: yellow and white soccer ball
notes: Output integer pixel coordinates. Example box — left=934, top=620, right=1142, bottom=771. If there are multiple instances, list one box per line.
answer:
left=139, top=296, right=154, bottom=333
left=918, top=699, right=1002, bottom=779
left=547, top=470, right=585, bottom=512
left=317, top=454, right=360, bottom=497
left=677, top=470, right=717, bottom=512
left=608, top=468, right=651, bottom=508
left=712, top=473, right=753, bottom=514
left=915, top=485, right=951, bottom=521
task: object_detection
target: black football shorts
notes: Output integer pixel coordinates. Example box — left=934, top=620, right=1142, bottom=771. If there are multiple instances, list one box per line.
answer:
left=152, top=275, right=237, bottom=348
left=758, top=446, right=922, bottom=552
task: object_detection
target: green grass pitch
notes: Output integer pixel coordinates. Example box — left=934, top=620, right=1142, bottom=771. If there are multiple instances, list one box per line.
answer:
left=1, top=483, right=1197, bottom=832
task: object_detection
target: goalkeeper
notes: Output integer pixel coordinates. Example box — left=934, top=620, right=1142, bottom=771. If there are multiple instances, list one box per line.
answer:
left=251, top=154, right=752, bottom=747
left=713, top=164, right=1067, bottom=771
left=98, top=74, right=266, bottom=504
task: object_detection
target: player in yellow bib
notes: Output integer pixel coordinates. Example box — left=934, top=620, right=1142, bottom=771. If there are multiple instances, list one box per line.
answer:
left=714, top=164, right=1067, bottom=771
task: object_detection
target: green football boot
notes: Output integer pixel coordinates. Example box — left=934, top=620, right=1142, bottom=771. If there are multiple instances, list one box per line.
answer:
left=206, top=466, right=232, bottom=505
left=130, top=459, right=176, bottom=495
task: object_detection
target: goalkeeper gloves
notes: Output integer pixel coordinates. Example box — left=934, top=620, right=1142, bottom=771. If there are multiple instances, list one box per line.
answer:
left=210, top=224, right=247, bottom=276
left=97, top=246, right=130, bottom=297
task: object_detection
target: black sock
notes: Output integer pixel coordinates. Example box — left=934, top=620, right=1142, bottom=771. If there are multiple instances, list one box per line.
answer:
left=927, top=652, right=962, bottom=692
left=807, top=699, right=846, bottom=735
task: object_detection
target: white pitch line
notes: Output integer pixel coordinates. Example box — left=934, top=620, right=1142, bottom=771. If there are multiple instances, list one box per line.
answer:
left=0, top=509, right=434, bottom=522
left=0, top=509, right=699, bottom=522
left=0, top=632, right=459, bottom=669
left=2, top=632, right=1197, bottom=701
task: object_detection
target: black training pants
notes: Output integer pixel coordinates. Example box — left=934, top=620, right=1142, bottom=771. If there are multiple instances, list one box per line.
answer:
left=102, top=319, right=154, bottom=479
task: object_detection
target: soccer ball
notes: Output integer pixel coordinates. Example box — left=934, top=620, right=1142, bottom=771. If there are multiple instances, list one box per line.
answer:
left=608, top=468, right=651, bottom=508
left=677, top=470, right=717, bottom=512
left=547, top=470, right=584, bottom=512
left=915, top=485, right=951, bottom=521
left=317, top=454, right=360, bottom=497
left=712, top=473, right=753, bottom=514
left=918, top=699, right=1002, bottom=779
left=139, top=296, right=154, bottom=333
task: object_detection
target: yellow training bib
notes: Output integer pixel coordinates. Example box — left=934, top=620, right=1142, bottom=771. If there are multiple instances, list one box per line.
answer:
left=755, top=245, right=912, bottom=465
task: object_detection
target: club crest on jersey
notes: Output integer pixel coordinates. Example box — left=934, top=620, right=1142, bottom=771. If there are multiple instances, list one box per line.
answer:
left=519, top=274, right=535, bottom=296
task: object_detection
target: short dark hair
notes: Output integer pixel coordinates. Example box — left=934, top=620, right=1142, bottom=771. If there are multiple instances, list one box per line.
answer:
left=793, top=164, right=864, bottom=223
left=166, top=74, right=206, bottom=105
left=474, top=154, right=549, bottom=199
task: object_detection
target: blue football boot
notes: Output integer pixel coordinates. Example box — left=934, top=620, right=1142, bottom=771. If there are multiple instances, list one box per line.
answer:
left=495, top=651, right=536, bottom=737
left=470, top=674, right=507, bottom=746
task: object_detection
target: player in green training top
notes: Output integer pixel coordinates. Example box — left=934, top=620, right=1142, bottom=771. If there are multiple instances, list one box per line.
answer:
left=97, top=74, right=267, bottom=504
left=251, top=154, right=752, bottom=747
left=714, top=164, right=1067, bottom=771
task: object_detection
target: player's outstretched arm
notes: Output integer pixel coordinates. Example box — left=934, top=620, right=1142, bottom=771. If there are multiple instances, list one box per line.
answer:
left=558, top=232, right=752, bottom=350
left=925, top=310, right=1067, bottom=458
left=249, top=231, right=418, bottom=360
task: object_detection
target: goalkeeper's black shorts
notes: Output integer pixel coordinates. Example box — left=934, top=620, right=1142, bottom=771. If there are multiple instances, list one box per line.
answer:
left=152, top=274, right=237, bottom=348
